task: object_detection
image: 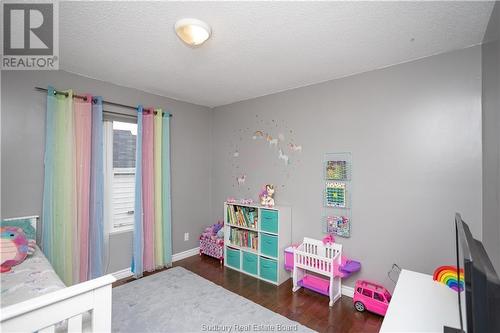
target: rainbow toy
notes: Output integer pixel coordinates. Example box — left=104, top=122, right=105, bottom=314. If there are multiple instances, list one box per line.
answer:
left=433, top=266, right=464, bottom=292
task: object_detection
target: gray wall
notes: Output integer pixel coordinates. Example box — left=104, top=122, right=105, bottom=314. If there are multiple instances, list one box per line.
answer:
left=211, top=46, right=483, bottom=288
left=1, top=46, right=489, bottom=283
left=482, top=2, right=500, bottom=274
left=1, top=70, right=212, bottom=273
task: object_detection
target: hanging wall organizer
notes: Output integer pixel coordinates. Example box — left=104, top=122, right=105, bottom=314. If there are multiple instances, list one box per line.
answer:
left=323, top=152, right=352, bottom=238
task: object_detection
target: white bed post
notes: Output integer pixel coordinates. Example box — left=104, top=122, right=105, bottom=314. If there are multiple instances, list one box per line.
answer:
left=0, top=275, right=116, bottom=333
left=67, top=314, right=83, bottom=333
left=1, top=216, right=116, bottom=333
left=91, top=283, right=113, bottom=332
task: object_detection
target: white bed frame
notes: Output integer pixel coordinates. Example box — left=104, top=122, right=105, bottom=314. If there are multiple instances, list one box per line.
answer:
left=1, top=216, right=116, bottom=332
left=292, top=237, right=342, bottom=306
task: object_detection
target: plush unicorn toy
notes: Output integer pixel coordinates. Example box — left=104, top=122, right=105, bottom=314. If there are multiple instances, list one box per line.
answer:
left=1, top=227, right=35, bottom=273
left=259, top=184, right=276, bottom=207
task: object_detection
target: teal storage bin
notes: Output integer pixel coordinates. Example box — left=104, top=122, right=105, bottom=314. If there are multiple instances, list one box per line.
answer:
left=260, top=209, right=278, bottom=233
left=242, top=251, right=258, bottom=275
left=226, top=247, right=240, bottom=269
left=260, top=256, right=278, bottom=282
left=261, top=233, right=278, bottom=258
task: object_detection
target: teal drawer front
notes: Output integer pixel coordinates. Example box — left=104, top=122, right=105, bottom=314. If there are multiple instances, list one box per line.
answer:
left=242, top=251, right=258, bottom=275
left=260, top=209, right=278, bottom=233
left=259, top=257, right=278, bottom=282
left=226, top=247, right=240, bottom=269
left=260, top=233, right=278, bottom=258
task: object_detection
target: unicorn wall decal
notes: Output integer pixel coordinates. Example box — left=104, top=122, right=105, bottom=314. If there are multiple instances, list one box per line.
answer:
left=236, top=175, right=246, bottom=186
left=288, top=143, right=302, bottom=152
left=278, top=149, right=289, bottom=165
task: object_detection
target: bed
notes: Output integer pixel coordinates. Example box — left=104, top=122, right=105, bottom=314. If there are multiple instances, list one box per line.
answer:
left=1, top=216, right=116, bottom=332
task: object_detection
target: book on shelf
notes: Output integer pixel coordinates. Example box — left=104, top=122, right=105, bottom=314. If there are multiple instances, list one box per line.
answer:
left=226, top=204, right=258, bottom=229
left=229, top=228, right=258, bottom=250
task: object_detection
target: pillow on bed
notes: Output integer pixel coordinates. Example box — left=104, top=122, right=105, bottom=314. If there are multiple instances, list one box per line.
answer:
left=0, top=217, right=36, bottom=241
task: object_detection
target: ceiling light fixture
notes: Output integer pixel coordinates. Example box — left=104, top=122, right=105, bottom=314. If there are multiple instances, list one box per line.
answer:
left=174, top=18, right=211, bottom=47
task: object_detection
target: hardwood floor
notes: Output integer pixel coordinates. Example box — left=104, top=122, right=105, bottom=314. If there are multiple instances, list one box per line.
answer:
left=114, top=254, right=383, bottom=333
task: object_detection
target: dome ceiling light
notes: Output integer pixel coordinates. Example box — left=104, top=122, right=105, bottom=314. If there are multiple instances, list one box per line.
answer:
left=174, top=18, right=211, bottom=47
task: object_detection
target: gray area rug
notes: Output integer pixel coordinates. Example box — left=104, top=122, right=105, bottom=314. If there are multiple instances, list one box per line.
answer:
left=112, top=267, right=314, bottom=333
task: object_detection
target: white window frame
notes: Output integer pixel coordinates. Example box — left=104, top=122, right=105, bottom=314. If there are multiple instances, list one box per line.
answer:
left=103, top=120, right=137, bottom=234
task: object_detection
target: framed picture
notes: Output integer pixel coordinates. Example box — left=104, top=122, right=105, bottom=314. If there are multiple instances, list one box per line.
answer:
left=325, top=160, right=348, bottom=180
left=325, top=215, right=350, bottom=238
left=325, top=181, right=346, bottom=208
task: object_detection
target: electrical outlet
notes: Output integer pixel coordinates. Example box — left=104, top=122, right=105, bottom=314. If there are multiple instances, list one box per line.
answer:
left=184, top=232, right=189, bottom=241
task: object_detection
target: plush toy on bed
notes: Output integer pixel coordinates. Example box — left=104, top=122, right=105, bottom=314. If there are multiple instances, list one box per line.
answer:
left=0, top=226, right=36, bottom=273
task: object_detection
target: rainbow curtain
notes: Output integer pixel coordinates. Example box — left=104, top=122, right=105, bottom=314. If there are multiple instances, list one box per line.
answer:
left=132, top=108, right=172, bottom=277
left=42, top=86, right=104, bottom=285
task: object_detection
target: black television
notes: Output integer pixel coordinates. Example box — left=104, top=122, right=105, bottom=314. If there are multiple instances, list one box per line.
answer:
left=451, top=213, right=500, bottom=333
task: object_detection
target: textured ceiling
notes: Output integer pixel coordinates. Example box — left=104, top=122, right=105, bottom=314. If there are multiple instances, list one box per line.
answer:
left=60, top=1, right=494, bottom=107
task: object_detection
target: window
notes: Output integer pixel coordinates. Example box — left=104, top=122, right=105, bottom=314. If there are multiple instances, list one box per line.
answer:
left=374, top=292, right=384, bottom=302
left=104, top=120, right=137, bottom=233
left=362, top=289, right=372, bottom=298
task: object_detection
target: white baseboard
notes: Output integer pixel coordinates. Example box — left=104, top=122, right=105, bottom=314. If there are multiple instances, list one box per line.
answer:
left=112, top=268, right=133, bottom=280
left=111, top=247, right=200, bottom=280
left=172, top=247, right=200, bottom=262
left=341, top=285, right=355, bottom=298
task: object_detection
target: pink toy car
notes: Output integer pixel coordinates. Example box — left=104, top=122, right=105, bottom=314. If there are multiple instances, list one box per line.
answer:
left=353, top=280, right=392, bottom=316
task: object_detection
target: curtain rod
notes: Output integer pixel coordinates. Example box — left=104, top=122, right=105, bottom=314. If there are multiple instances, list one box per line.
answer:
left=34, top=86, right=172, bottom=117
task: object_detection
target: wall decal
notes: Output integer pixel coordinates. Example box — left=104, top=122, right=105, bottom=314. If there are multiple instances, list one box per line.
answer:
left=288, top=143, right=302, bottom=152
left=252, top=130, right=264, bottom=140
left=236, top=175, right=246, bottom=186
left=226, top=116, right=302, bottom=201
left=278, top=149, right=289, bottom=165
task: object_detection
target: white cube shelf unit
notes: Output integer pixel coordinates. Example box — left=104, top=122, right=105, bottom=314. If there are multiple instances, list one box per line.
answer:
left=224, top=202, right=292, bottom=285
